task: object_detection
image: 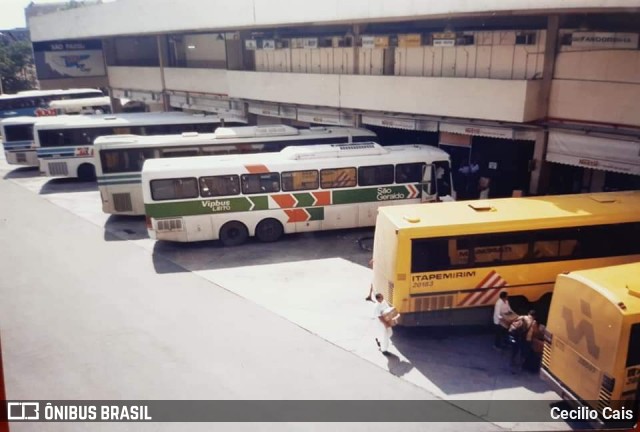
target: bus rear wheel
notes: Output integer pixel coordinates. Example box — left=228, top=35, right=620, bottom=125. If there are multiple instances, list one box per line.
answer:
left=77, top=163, right=96, bottom=181
left=219, top=221, right=249, bottom=247
left=255, top=218, right=283, bottom=243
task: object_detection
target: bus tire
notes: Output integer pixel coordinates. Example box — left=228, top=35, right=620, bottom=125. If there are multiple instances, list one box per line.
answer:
left=255, top=218, right=283, bottom=243
left=219, top=221, right=249, bottom=247
left=77, top=163, right=96, bottom=181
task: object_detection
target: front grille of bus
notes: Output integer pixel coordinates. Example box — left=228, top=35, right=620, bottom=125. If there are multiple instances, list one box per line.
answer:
left=413, top=294, right=454, bottom=312
left=542, top=342, right=552, bottom=369
left=48, top=162, right=68, bottom=176
left=157, top=218, right=183, bottom=232
left=16, top=152, right=26, bottom=163
left=112, top=193, right=133, bottom=213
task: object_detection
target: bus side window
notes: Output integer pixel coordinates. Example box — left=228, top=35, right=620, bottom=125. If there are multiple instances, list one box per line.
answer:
left=200, top=175, right=240, bottom=197
left=473, top=233, right=529, bottom=264
left=151, top=177, right=198, bottom=201
left=320, top=167, right=356, bottom=189
left=395, top=163, right=424, bottom=184
left=358, top=165, right=394, bottom=186
left=449, top=238, right=470, bottom=266
left=411, top=238, right=451, bottom=273
left=241, top=173, right=280, bottom=194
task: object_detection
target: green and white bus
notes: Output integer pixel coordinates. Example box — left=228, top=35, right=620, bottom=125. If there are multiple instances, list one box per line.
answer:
left=141, top=143, right=454, bottom=245
left=96, top=125, right=376, bottom=215
left=34, top=112, right=245, bottom=180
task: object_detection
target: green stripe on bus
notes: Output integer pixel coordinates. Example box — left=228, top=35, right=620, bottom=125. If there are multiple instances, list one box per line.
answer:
left=332, top=184, right=418, bottom=204
left=294, top=192, right=315, bottom=207
left=145, top=185, right=420, bottom=218
left=146, top=195, right=269, bottom=218
left=307, top=207, right=324, bottom=221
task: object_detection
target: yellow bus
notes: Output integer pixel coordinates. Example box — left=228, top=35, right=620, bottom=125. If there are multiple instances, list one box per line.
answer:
left=541, top=262, right=640, bottom=420
left=371, top=191, right=640, bottom=326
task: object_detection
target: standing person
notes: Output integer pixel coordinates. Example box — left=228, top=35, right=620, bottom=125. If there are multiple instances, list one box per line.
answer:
left=374, top=293, right=393, bottom=355
left=493, top=291, right=514, bottom=349
left=509, top=310, right=536, bottom=371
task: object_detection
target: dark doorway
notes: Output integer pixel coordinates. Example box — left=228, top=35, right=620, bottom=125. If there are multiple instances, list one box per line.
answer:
left=471, top=137, right=535, bottom=198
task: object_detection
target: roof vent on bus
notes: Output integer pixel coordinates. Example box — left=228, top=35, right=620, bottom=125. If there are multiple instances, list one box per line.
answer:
left=627, top=282, right=640, bottom=299
left=95, top=135, right=139, bottom=144
left=181, top=132, right=199, bottom=138
left=214, top=125, right=299, bottom=139
left=589, top=195, right=617, bottom=204
left=103, top=116, right=117, bottom=120
left=282, top=142, right=387, bottom=160
left=403, top=215, right=421, bottom=223
left=468, top=202, right=495, bottom=212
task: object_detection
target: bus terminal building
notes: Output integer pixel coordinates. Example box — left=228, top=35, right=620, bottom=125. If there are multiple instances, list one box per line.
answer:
left=27, top=0, right=640, bottom=198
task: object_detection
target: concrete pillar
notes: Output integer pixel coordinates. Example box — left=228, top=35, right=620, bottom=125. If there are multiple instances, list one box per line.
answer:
left=529, top=15, right=560, bottom=196
left=156, top=35, right=169, bottom=111
left=529, top=130, right=551, bottom=195
left=589, top=169, right=606, bottom=192
left=352, top=24, right=361, bottom=75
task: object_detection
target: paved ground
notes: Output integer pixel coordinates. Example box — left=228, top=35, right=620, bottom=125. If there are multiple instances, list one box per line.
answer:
left=0, top=158, right=583, bottom=431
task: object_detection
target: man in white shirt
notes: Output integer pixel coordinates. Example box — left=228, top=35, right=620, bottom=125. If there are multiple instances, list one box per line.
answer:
left=374, top=293, right=393, bottom=355
left=493, top=291, right=514, bottom=349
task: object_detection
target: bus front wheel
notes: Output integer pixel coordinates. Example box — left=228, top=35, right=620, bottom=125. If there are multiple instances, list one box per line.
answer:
left=219, top=221, right=249, bottom=247
left=255, top=218, right=283, bottom=243
left=77, top=163, right=96, bottom=181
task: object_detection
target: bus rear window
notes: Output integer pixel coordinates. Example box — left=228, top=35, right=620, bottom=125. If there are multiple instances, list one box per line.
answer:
left=4, top=124, right=33, bottom=142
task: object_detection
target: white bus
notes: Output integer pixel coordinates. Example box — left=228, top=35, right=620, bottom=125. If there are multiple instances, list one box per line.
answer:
left=34, top=112, right=245, bottom=179
left=1, top=116, right=38, bottom=166
left=141, top=143, right=454, bottom=246
left=0, top=88, right=103, bottom=120
left=96, top=125, right=376, bottom=215
left=47, top=96, right=112, bottom=115
left=2, top=97, right=114, bottom=167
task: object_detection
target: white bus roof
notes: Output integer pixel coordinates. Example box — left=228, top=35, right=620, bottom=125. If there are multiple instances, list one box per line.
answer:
left=142, top=143, right=450, bottom=177
left=32, top=111, right=235, bottom=130
left=0, top=116, right=38, bottom=126
left=15, top=88, right=102, bottom=97
left=48, top=96, right=111, bottom=109
left=94, top=126, right=376, bottom=151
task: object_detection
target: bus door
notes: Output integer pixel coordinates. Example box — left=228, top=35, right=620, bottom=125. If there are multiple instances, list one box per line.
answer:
left=421, top=162, right=453, bottom=203
left=420, top=164, right=436, bottom=203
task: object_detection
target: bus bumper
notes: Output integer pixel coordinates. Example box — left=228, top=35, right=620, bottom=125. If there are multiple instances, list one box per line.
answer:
left=540, top=367, right=580, bottom=406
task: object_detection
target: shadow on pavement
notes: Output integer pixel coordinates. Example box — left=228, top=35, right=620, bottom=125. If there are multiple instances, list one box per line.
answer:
left=103, top=215, right=148, bottom=241
left=3, top=166, right=40, bottom=179
left=39, top=178, right=97, bottom=194
left=390, top=326, right=552, bottom=396
left=151, top=227, right=375, bottom=274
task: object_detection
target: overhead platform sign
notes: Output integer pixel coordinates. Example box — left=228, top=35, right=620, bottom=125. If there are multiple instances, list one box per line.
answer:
left=33, top=39, right=106, bottom=79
